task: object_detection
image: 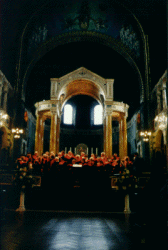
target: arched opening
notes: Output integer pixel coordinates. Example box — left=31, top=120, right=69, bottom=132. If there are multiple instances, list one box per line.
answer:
left=60, top=95, right=104, bottom=155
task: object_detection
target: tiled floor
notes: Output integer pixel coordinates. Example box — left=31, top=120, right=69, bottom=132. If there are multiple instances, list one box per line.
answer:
left=1, top=211, right=142, bottom=250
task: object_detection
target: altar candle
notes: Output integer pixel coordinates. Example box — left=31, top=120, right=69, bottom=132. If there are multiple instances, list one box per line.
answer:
left=96, top=148, right=98, bottom=156
left=70, top=147, right=72, bottom=152
left=91, top=148, right=93, bottom=154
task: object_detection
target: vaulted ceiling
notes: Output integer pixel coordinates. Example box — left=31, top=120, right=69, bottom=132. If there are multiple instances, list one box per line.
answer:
left=1, top=0, right=167, bottom=119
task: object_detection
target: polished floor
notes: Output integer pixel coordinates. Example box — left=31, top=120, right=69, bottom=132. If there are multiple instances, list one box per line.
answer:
left=1, top=211, right=144, bottom=250
left=0, top=176, right=167, bottom=249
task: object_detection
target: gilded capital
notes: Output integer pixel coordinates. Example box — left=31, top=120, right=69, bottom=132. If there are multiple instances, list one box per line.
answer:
left=104, top=104, right=113, bottom=118
left=50, top=109, right=57, bottom=115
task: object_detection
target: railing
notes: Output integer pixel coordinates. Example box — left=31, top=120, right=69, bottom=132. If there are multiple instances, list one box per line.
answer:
left=0, top=167, right=151, bottom=213
left=0, top=167, right=151, bottom=187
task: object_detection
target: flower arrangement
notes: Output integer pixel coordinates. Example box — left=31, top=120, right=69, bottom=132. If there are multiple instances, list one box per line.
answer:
left=13, top=167, right=37, bottom=192
left=116, top=169, right=138, bottom=191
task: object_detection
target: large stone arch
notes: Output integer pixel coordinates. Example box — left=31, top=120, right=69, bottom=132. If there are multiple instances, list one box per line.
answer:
left=50, top=67, right=111, bottom=110
left=22, top=32, right=144, bottom=104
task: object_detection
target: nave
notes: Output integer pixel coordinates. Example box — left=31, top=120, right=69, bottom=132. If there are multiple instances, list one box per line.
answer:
left=1, top=211, right=145, bottom=250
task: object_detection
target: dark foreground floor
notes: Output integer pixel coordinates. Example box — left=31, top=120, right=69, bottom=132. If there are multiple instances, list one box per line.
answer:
left=1, top=210, right=145, bottom=250
left=0, top=175, right=167, bottom=249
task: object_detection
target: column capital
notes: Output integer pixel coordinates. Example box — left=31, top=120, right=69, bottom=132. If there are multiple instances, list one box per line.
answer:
left=36, top=111, right=43, bottom=118
left=50, top=109, right=57, bottom=115
left=50, top=100, right=59, bottom=116
left=104, top=111, right=113, bottom=117
left=118, top=112, right=127, bottom=122
left=104, top=104, right=113, bottom=118
left=119, top=112, right=127, bottom=117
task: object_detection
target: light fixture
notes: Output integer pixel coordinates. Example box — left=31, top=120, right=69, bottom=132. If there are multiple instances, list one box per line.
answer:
left=154, top=114, right=167, bottom=129
left=139, top=131, right=152, bottom=142
left=0, top=110, right=8, bottom=127
left=12, top=128, right=24, bottom=139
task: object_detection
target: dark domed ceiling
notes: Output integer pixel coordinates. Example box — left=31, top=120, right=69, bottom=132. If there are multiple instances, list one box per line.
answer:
left=25, top=41, right=139, bottom=119
left=1, top=0, right=167, bottom=120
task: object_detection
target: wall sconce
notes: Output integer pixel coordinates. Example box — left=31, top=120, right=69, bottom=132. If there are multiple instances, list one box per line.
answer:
left=139, top=131, right=152, bottom=142
left=12, top=128, right=24, bottom=139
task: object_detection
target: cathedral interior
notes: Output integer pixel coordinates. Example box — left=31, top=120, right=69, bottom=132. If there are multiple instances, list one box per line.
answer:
left=0, top=0, right=167, bottom=249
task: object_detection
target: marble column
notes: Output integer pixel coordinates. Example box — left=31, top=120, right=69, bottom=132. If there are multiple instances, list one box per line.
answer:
left=104, top=114, right=112, bottom=158
left=103, top=117, right=106, bottom=153
left=56, top=116, right=60, bottom=154
left=50, top=111, right=57, bottom=154
left=39, top=117, right=45, bottom=156
left=119, top=113, right=127, bottom=159
left=35, top=112, right=43, bottom=154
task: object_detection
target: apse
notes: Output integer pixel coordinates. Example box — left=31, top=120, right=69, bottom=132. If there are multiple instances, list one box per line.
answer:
left=61, top=95, right=102, bottom=129
left=59, top=95, right=104, bottom=154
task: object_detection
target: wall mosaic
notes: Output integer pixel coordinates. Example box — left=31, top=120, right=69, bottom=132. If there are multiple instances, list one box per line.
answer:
left=26, top=0, right=141, bottom=60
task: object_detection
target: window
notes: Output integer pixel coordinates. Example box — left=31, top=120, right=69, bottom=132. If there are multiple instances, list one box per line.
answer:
left=94, top=105, right=103, bottom=125
left=64, top=104, right=73, bottom=124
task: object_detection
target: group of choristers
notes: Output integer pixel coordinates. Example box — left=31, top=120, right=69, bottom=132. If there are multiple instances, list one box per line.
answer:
left=15, top=150, right=134, bottom=176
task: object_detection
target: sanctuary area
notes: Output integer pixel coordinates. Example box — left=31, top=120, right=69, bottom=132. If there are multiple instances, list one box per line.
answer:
left=0, top=1, right=167, bottom=249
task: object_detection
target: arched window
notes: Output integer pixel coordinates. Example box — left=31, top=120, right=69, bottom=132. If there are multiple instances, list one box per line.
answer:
left=64, top=104, right=73, bottom=124
left=94, top=105, right=103, bottom=125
